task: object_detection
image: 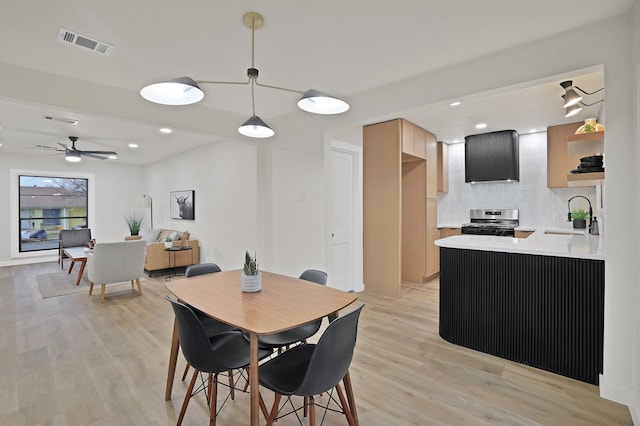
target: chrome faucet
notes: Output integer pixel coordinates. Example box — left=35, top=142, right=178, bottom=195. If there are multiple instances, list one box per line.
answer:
left=567, top=195, right=593, bottom=232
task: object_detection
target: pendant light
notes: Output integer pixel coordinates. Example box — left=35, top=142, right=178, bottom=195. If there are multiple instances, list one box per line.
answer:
left=140, top=12, right=349, bottom=138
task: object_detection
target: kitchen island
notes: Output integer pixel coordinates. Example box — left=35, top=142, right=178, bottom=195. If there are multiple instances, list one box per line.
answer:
left=435, top=230, right=604, bottom=385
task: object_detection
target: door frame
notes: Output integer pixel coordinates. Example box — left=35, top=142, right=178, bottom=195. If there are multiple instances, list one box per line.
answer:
left=326, top=139, right=363, bottom=292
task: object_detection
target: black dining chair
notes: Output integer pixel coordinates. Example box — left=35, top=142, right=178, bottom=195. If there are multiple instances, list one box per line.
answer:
left=182, top=263, right=239, bottom=381
left=165, top=295, right=272, bottom=425
left=256, top=269, right=328, bottom=351
left=258, top=304, right=364, bottom=426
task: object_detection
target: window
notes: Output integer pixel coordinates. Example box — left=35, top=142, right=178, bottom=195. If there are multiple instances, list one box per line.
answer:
left=18, top=175, right=89, bottom=253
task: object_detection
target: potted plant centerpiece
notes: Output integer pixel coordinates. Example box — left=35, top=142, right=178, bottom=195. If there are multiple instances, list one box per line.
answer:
left=241, top=251, right=262, bottom=292
left=125, top=212, right=144, bottom=236
left=164, top=236, right=173, bottom=249
left=571, top=208, right=589, bottom=229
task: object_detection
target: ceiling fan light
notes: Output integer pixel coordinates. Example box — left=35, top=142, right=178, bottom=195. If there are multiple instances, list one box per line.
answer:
left=565, top=103, right=582, bottom=118
left=238, top=115, right=275, bottom=138
left=297, top=89, right=350, bottom=115
left=140, top=76, right=204, bottom=105
left=65, top=150, right=82, bottom=162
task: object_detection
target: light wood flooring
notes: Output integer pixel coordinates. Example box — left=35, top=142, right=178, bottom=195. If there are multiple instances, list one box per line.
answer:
left=0, top=261, right=632, bottom=425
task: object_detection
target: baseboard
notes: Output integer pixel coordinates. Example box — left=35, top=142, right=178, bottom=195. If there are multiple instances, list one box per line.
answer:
left=0, top=256, right=57, bottom=268
left=629, top=388, right=640, bottom=425
left=599, top=373, right=630, bottom=405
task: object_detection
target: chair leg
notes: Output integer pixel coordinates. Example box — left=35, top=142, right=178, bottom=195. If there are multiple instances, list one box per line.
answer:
left=228, top=369, right=235, bottom=400
left=177, top=369, right=198, bottom=426
left=304, top=396, right=309, bottom=417
left=131, top=279, right=134, bottom=289
left=267, top=393, right=281, bottom=425
left=335, top=383, right=356, bottom=426
left=182, top=363, right=190, bottom=381
left=136, top=278, right=142, bottom=296
left=209, top=373, right=218, bottom=425
left=259, top=392, right=270, bottom=421
left=89, top=282, right=94, bottom=295
left=100, top=284, right=106, bottom=303
left=309, top=395, right=316, bottom=426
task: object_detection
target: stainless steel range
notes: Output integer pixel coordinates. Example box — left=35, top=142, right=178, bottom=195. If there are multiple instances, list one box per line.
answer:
left=461, top=209, right=519, bottom=237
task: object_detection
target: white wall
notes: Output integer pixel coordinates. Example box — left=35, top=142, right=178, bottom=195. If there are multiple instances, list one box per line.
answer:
left=438, top=133, right=597, bottom=228
left=143, top=139, right=258, bottom=271
left=0, top=151, right=144, bottom=265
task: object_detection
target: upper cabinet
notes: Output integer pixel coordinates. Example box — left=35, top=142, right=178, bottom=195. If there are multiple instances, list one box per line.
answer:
left=437, top=142, right=449, bottom=193
left=547, top=122, right=605, bottom=188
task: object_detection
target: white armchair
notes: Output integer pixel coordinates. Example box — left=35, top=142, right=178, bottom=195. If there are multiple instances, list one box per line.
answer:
left=87, top=240, right=147, bottom=303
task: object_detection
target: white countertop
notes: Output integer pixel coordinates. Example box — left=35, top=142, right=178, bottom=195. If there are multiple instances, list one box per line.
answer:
left=435, top=229, right=604, bottom=260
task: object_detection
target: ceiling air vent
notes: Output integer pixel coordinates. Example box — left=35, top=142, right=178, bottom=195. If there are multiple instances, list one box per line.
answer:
left=56, top=27, right=114, bottom=56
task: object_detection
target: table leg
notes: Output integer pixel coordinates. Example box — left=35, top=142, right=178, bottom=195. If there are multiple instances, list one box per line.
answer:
left=249, top=332, right=259, bottom=426
left=68, top=259, right=75, bottom=274
left=165, top=319, right=180, bottom=401
left=75, top=259, right=87, bottom=286
left=342, top=370, right=359, bottom=425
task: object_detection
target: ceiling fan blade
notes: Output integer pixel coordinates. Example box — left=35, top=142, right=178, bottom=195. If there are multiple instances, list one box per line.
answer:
left=82, top=153, right=110, bottom=160
left=81, top=150, right=118, bottom=155
left=58, top=142, right=70, bottom=150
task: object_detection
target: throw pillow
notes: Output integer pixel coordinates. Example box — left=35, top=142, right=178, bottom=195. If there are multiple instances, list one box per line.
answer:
left=168, top=231, right=179, bottom=242
left=182, top=231, right=190, bottom=241
left=141, top=227, right=161, bottom=244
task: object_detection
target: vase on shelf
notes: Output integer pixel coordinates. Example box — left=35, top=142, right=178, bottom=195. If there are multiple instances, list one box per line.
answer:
left=575, top=118, right=604, bottom=135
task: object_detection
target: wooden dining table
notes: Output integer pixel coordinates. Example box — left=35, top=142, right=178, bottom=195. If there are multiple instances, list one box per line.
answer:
left=164, top=269, right=359, bottom=425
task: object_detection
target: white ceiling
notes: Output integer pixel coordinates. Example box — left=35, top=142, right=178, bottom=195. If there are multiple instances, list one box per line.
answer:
left=0, top=1, right=627, bottom=164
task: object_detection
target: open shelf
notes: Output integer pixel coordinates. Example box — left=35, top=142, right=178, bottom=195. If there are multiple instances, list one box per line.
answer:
left=567, top=131, right=604, bottom=157
left=567, top=172, right=605, bottom=187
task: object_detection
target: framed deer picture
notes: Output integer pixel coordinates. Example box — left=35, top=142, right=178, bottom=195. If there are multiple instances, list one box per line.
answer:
left=170, top=190, right=195, bottom=220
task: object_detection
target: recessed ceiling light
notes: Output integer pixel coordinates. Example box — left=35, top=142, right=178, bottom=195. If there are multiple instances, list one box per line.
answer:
left=128, top=143, right=139, bottom=148
left=529, top=128, right=537, bottom=133
left=449, top=101, right=461, bottom=107
left=475, top=123, right=487, bottom=129
left=452, top=139, right=461, bottom=143
left=108, top=154, right=118, bottom=160
left=159, top=127, right=172, bottom=134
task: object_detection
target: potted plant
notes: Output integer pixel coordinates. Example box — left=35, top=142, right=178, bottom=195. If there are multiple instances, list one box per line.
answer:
left=125, top=212, right=144, bottom=236
left=571, top=208, right=589, bottom=229
left=164, top=236, right=173, bottom=249
left=241, top=251, right=262, bottom=292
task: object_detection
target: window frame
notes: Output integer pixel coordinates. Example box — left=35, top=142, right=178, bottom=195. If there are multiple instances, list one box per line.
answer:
left=10, top=169, right=95, bottom=260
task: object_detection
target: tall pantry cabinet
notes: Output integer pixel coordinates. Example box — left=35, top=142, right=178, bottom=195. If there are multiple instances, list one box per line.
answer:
left=363, top=118, right=439, bottom=298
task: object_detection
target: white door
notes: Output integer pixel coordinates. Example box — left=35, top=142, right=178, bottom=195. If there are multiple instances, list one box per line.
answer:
left=331, top=148, right=359, bottom=292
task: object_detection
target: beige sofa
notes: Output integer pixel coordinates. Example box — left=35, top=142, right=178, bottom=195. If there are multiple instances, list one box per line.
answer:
left=127, top=228, right=200, bottom=276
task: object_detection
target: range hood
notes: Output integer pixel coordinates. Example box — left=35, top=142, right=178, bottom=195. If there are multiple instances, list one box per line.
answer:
left=465, top=130, right=519, bottom=183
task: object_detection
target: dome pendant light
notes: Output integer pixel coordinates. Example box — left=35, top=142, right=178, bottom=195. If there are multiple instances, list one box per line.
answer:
left=139, top=12, right=349, bottom=138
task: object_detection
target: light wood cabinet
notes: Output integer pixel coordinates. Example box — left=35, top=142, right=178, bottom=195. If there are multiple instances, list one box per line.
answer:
left=426, top=199, right=439, bottom=278
left=515, top=230, right=534, bottom=239
left=437, top=142, right=449, bottom=193
left=547, top=122, right=582, bottom=188
left=439, top=227, right=461, bottom=237
left=547, top=122, right=604, bottom=188
left=426, top=131, right=438, bottom=198
left=363, top=118, right=439, bottom=298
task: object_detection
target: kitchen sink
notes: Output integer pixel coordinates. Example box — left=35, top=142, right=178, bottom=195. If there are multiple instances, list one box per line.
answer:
left=544, top=230, right=585, bottom=236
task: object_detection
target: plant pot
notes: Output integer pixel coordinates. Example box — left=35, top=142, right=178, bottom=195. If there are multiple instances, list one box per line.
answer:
left=164, top=241, right=173, bottom=249
left=131, top=231, right=139, bottom=236
left=241, top=272, right=262, bottom=293
left=572, top=219, right=586, bottom=229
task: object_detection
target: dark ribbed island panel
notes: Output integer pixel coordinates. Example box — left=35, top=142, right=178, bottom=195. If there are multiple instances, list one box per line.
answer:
left=439, top=247, right=604, bottom=385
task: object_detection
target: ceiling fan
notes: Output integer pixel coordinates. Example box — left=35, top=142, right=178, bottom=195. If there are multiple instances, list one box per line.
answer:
left=56, top=136, right=118, bottom=162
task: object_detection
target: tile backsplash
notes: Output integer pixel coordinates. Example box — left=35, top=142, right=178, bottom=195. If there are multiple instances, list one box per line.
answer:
left=437, top=132, right=599, bottom=228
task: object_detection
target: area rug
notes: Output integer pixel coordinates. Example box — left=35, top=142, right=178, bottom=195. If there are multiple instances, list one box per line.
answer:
left=36, top=271, right=146, bottom=299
